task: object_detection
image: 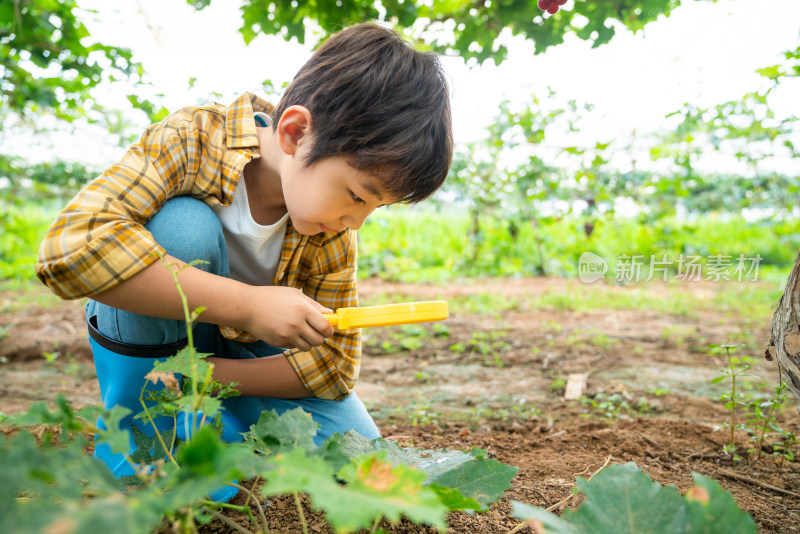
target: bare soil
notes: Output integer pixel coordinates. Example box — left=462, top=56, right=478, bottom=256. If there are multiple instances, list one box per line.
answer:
left=2, top=277, right=800, bottom=533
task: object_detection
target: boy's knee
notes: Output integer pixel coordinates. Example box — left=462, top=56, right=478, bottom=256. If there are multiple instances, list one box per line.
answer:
left=146, top=197, right=226, bottom=273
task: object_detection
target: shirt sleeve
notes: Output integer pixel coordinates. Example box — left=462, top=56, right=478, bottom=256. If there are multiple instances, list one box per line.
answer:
left=35, top=105, right=240, bottom=299
left=285, top=229, right=361, bottom=401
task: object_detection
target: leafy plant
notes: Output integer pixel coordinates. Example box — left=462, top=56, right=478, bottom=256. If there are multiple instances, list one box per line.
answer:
left=746, top=381, right=796, bottom=464
left=511, top=462, right=756, bottom=533
left=580, top=391, right=656, bottom=420
left=1, top=255, right=520, bottom=533
left=709, top=344, right=759, bottom=460
left=449, top=329, right=511, bottom=368
left=222, top=0, right=685, bottom=64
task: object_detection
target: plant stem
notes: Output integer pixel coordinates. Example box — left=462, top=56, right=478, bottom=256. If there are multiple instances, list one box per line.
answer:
left=205, top=509, right=258, bottom=534
left=294, top=492, right=309, bottom=534
left=139, top=392, right=179, bottom=468
left=370, top=517, right=382, bottom=534
left=163, top=258, right=197, bottom=360
left=757, top=391, right=781, bottom=461
left=245, top=476, right=261, bottom=507
left=726, top=348, right=737, bottom=448
left=232, top=482, right=270, bottom=534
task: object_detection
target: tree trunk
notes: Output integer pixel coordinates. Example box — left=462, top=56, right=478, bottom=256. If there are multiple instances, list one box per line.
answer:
left=766, top=251, right=800, bottom=410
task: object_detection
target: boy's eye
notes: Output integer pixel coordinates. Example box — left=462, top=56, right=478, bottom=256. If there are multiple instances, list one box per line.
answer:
left=351, top=191, right=365, bottom=204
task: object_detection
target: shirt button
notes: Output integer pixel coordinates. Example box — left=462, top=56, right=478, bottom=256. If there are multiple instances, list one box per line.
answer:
left=277, top=271, right=285, bottom=281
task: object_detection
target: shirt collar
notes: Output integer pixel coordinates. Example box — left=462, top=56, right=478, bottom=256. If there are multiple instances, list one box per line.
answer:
left=226, top=93, right=276, bottom=149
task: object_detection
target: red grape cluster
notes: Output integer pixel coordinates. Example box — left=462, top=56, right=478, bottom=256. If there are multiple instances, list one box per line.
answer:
left=538, top=0, right=567, bottom=14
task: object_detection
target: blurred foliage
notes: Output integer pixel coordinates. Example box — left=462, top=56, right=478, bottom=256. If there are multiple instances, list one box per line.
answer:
left=1, top=0, right=797, bottom=286
left=358, top=208, right=800, bottom=283
left=0, top=155, right=97, bottom=279
left=0, top=0, right=169, bottom=129
left=192, top=0, right=687, bottom=64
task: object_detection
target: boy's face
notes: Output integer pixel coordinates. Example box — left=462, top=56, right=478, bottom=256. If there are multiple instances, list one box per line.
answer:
left=280, top=150, right=394, bottom=236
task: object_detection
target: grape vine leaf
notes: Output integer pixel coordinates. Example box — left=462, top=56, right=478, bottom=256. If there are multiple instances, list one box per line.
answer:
left=333, top=431, right=477, bottom=477
left=684, top=472, right=757, bottom=534
left=565, top=462, right=687, bottom=533
left=92, top=406, right=134, bottom=455
left=263, top=447, right=448, bottom=532
left=331, top=431, right=517, bottom=511
left=429, top=483, right=482, bottom=512
left=129, top=424, right=175, bottom=465
left=241, top=407, right=319, bottom=455
left=511, top=463, right=757, bottom=534
left=511, top=501, right=580, bottom=534
left=430, top=453, right=518, bottom=510
left=150, top=346, right=213, bottom=379
left=0, top=430, right=140, bottom=533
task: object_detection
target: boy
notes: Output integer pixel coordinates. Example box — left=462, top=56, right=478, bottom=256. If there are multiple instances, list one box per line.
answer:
left=36, top=22, right=452, bottom=495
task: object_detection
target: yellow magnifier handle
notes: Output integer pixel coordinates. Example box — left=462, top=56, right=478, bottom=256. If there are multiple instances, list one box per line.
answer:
left=324, top=301, right=448, bottom=330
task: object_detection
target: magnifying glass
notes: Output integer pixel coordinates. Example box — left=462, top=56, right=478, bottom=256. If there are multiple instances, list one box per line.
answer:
left=324, top=301, right=448, bottom=330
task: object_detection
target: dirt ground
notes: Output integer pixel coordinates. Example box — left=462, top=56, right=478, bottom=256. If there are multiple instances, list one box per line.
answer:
left=2, top=276, right=800, bottom=533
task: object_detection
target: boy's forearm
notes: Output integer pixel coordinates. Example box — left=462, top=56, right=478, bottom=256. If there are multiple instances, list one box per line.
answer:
left=207, top=355, right=312, bottom=398
left=92, top=254, right=252, bottom=331
left=92, top=255, right=318, bottom=399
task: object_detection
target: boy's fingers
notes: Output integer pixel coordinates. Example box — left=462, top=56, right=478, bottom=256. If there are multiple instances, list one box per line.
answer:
left=302, top=292, right=333, bottom=314
left=308, top=313, right=335, bottom=338
left=297, top=328, right=326, bottom=350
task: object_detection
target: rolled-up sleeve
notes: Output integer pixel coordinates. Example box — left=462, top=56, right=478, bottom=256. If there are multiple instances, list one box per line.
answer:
left=284, top=229, right=361, bottom=400
left=36, top=105, right=247, bottom=299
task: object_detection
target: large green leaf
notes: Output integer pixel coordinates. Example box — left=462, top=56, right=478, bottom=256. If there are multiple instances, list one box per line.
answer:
left=429, top=453, right=518, bottom=510
left=263, top=447, right=447, bottom=532
left=332, top=431, right=517, bottom=511
left=242, top=407, right=319, bottom=455
left=684, top=473, right=757, bottom=534
left=566, top=463, right=687, bottom=533
left=333, top=431, right=477, bottom=477
left=511, top=463, right=757, bottom=534
left=511, top=501, right=581, bottom=534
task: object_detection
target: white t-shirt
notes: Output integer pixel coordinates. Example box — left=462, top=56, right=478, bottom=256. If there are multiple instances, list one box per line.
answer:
left=211, top=177, right=289, bottom=286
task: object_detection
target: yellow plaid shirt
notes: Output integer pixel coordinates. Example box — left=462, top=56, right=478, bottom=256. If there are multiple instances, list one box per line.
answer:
left=36, top=93, right=361, bottom=401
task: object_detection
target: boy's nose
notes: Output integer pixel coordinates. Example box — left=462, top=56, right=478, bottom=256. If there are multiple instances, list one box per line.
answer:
left=342, top=208, right=372, bottom=230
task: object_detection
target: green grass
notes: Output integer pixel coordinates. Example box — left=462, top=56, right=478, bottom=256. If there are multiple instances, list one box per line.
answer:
left=358, top=206, right=800, bottom=283
left=4, top=201, right=797, bottom=309
left=0, top=204, right=55, bottom=280
left=363, top=278, right=785, bottom=321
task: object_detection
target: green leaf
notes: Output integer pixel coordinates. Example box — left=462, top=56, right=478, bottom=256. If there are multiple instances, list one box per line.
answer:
left=512, top=500, right=581, bottom=533
left=176, top=424, right=221, bottom=477
left=566, top=463, right=686, bottom=532
left=429, top=483, right=482, bottom=512
left=333, top=431, right=478, bottom=478
left=332, top=431, right=517, bottom=510
left=151, top=346, right=212, bottom=378
left=128, top=424, right=174, bottom=466
left=512, top=464, right=757, bottom=534
left=429, top=452, right=518, bottom=510
left=93, top=406, right=134, bottom=455
left=263, top=448, right=447, bottom=531
left=241, top=407, right=319, bottom=455
left=684, top=473, right=757, bottom=533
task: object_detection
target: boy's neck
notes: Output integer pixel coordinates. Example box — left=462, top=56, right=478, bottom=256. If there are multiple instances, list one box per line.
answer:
left=243, top=127, right=288, bottom=226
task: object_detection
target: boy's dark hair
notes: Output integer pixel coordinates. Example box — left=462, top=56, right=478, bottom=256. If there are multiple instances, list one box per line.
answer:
left=272, top=23, right=452, bottom=204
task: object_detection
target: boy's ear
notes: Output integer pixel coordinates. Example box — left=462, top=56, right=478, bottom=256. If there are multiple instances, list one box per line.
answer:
left=276, top=105, right=312, bottom=156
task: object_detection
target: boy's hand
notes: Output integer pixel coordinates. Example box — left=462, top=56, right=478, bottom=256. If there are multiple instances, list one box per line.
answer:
left=242, top=286, right=335, bottom=351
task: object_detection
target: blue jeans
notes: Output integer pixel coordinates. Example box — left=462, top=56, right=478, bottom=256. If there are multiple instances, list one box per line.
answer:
left=85, top=196, right=379, bottom=445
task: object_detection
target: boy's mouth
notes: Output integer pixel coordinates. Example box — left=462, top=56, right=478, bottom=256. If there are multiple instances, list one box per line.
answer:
left=319, top=224, right=341, bottom=233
